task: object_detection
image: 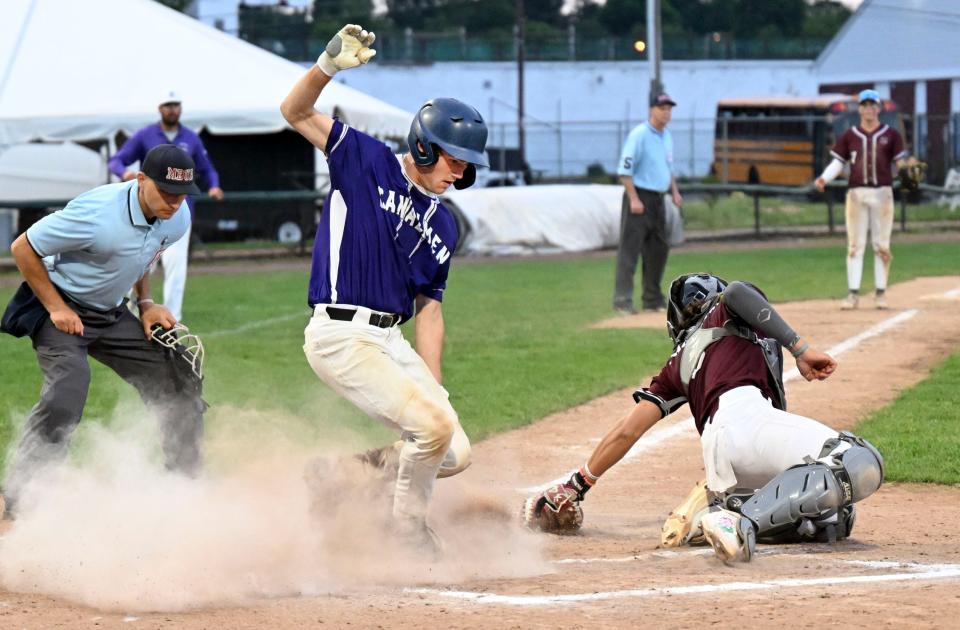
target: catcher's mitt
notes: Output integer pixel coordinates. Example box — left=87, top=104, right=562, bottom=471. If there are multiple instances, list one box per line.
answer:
left=897, top=159, right=926, bottom=193
left=521, top=482, right=584, bottom=534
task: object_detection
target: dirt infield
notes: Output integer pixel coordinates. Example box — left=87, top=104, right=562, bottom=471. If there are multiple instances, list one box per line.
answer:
left=1, top=276, right=959, bottom=628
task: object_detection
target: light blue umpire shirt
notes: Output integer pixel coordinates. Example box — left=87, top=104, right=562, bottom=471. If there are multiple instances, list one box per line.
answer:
left=616, top=122, right=675, bottom=193
left=25, top=180, right=190, bottom=311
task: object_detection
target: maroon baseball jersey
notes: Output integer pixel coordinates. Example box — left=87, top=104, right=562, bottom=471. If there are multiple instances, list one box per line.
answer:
left=830, top=125, right=907, bottom=188
left=635, top=302, right=781, bottom=435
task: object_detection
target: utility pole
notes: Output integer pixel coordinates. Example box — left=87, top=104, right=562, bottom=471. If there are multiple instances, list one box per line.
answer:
left=516, top=0, right=526, bottom=169
left=646, top=0, right=663, bottom=97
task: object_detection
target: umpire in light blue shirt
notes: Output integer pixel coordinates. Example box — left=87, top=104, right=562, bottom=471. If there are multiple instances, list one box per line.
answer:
left=0, top=145, right=206, bottom=519
left=613, top=92, right=684, bottom=313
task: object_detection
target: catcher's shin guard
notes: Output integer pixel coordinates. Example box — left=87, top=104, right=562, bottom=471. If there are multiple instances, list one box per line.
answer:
left=738, top=433, right=883, bottom=541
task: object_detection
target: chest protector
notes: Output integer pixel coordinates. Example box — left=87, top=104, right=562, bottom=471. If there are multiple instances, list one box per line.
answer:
left=679, top=317, right=787, bottom=411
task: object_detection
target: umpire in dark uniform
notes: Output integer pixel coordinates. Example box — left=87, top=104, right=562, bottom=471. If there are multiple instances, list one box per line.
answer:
left=1, top=145, right=206, bottom=518
left=613, top=92, right=684, bottom=314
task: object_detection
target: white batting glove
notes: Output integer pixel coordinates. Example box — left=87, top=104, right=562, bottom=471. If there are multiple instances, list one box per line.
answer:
left=317, top=24, right=376, bottom=77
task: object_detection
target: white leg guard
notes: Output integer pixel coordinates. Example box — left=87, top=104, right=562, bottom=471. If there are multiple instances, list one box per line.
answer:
left=737, top=432, right=884, bottom=542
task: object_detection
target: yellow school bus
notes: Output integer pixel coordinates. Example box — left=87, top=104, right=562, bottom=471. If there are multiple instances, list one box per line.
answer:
left=713, top=95, right=903, bottom=186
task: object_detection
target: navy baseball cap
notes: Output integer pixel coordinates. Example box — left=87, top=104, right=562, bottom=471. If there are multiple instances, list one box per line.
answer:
left=858, top=89, right=881, bottom=104
left=651, top=92, right=677, bottom=107
left=141, top=144, right=202, bottom=195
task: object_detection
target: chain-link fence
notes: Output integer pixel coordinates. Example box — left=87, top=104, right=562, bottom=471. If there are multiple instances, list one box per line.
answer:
left=490, top=113, right=960, bottom=185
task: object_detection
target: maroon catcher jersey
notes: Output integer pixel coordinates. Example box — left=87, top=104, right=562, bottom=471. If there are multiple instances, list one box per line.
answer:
left=636, top=302, right=782, bottom=435
left=831, top=125, right=907, bottom=188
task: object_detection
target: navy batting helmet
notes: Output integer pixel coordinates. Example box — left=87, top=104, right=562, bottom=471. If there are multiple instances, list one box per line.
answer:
left=408, top=98, right=489, bottom=190
left=666, top=273, right=729, bottom=344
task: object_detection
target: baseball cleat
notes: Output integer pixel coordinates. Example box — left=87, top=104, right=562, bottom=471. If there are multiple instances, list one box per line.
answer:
left=397, top=519, right=445, bottom=560
left=840, top=293, right=859, bottom=310
left=701, top=508, right=756, bottom=563
left=874, top=294, right=889, bottom=310
left=661, top=479, right=709, bottom=547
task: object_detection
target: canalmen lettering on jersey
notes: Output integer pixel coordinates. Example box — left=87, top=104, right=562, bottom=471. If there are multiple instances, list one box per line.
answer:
left=307, top=119, right=459, bottom=321
left=377, top=186, right=452, bottom=265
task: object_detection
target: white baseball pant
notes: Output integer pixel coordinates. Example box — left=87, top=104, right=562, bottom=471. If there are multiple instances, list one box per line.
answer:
left=700, top=386, right=840, bottom=493
left=161, top=221, right=191, bottom=322
left=303, top=305, right=471, bottom=524
left=845, top=186, right=894, bottom=292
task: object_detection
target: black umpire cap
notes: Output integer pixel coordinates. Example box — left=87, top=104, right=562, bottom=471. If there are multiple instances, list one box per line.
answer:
left=141, top=144, right=202, bottom=195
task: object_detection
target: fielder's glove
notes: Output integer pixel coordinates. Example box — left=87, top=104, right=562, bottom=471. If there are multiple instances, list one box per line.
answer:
left=317, top=24, right=376, bottom=77
left=897, top=158, right=926, bottom=193
left=521, top=471, right=591, bottom=534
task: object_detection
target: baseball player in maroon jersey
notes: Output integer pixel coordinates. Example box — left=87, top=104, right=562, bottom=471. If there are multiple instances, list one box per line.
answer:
left=815, top=89, right=913, bottom=310
left=522, top=274, right=884, bottom=563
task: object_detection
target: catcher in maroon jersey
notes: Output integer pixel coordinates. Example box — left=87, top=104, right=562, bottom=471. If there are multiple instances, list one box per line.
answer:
left=522, top=274, right=884, bottom=563
left=815, top=89, right=915, bottom=311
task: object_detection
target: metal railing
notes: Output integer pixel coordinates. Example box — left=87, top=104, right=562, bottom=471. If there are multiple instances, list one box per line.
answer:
left=483, top=113, right=960, bottom=183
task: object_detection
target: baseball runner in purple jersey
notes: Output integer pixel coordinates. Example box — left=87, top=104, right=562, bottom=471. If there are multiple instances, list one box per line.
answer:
left=523, top=274, right=884, bottom=562
left=815, top=89, right=912, bottom=311
left=281, top=25, right=489, bottom=552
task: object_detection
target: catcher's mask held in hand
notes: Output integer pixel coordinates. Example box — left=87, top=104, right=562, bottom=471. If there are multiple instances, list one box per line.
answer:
left=667, top=273, right=729, bottom=345
left=150, top=323, right=205, bottom=381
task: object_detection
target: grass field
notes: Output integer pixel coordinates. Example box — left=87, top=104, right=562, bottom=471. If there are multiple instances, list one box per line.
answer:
left=1, top=240, right=958, bottom=482
left=858, top=352, right=960, bottom=485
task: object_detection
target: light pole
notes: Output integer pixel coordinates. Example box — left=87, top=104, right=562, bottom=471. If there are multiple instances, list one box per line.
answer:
left=516, top=0, right=526, bottom=170
left=646, top=0, right=662, bottom=96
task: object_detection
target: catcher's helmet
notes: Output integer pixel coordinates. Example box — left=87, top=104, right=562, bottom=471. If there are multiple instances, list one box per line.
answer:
left=667, top=273, right=729, bottom=344
left=407, top=98, right=489, bottom=189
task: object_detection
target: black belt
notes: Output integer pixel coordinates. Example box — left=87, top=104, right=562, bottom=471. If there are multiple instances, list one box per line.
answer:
left=325, top=306, right=398, bottom=328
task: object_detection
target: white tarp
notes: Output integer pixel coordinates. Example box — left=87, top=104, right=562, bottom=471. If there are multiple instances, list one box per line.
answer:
left=0, top=0, right=412, bottom=145
left=442, top=184, right=624, bottom=256
left=0, top=142, right=104, bottom=201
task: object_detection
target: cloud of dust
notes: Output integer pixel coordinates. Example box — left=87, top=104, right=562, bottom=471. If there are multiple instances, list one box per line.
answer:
left=0, top=407, right=551, bottom=612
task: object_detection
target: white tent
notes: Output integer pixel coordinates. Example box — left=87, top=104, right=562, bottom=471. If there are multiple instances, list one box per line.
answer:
left=0, top=0, right=412, bottom=145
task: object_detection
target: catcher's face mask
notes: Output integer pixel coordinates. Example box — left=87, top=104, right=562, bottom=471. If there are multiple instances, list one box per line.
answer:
left=666, top=273, right=728, bottom=344
left=150, top=323, right=205, bottom=380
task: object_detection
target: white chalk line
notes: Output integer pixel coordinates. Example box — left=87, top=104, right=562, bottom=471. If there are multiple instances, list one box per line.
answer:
left=204, top=311, right=309, bottom=338
left=405, top=558, right=960, bottom=606
left=518, top=307, right=920, bottom=494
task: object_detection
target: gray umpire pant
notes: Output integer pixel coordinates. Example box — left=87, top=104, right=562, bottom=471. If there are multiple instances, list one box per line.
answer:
left=3, top=302, right=204, bottom=513
left=613, top=187, right=670, bottom=310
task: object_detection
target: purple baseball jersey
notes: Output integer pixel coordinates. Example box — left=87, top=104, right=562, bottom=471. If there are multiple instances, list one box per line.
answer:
left=308, top=120, right=459, bottom=321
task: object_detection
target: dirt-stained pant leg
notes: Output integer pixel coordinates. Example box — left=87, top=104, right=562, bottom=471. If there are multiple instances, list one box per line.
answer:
left=871, top=187, right=894, bottom=290
left=844, top=188, right=872, bottom=292
left=303, top=312, right=468, bottom=523
left=87, top=309, right=204, bottom=476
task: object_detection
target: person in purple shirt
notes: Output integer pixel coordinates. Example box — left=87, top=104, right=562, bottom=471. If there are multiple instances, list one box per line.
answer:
left=281, top=24, right=489, bottom=555
left=108, top=90, right=224, bottom=321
